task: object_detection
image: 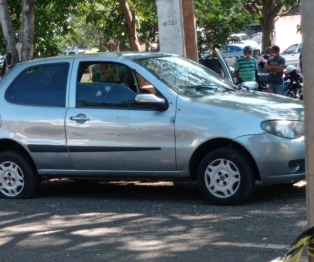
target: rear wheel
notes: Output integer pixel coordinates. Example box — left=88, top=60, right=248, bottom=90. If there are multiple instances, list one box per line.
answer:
left=286, top=90, right=296, bottom=98
left=297, top=88, right=303, bottom=100
left=197, top=148, right=255, bottom=205
left=0, top=151, right=40, bottom=199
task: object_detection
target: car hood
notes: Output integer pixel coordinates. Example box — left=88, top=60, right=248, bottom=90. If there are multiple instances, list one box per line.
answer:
left=197, top=91, right=304, bottom=121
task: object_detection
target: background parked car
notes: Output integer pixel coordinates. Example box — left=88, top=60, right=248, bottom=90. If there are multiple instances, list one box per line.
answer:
left=250, top=32, right=262, bottom=47
left=60, top=50, right=79, bottom=55
left=201, top=42, right=260, bottom=67
left=280, top=43, right=302, bottom=66
left=228, top=33, right=250, bottom=43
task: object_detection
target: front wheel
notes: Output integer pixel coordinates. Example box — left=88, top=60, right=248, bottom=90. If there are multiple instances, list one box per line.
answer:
left=286, top=90, right=296, bottom=98
left=0, top=151, right=40, bottom=199
left=296, top=88, right=303, bottom=100
left=197, top=148, right=255, bottom=205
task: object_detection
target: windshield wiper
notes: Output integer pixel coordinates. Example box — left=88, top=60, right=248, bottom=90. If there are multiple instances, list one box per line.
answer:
left=179, top=85, right=217, bottom=90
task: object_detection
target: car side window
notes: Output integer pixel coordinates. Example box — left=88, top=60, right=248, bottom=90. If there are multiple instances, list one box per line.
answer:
left=77, top=62, right=137, bottom=109
left=284, top=44, right=297, bottom=54
left=135, top=73, right=157, bottom=94
left=227, top=46, right=237, bottom=53
left=5, top=63, right=69, bottom=107
left=78, top=62, right=131, bottom=86
left=76, top=82, right=137, bottom=108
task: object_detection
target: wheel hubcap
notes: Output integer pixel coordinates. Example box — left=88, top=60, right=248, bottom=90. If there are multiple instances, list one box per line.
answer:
left=0, top=161, right=25, bottom=197
left=204, top=158, right=240, bottom=198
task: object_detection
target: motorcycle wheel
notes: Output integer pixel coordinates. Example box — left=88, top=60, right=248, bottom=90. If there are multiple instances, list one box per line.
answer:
left=286, top=90, right=296, bottom=98
left=297, top=88, right=303, bottom=100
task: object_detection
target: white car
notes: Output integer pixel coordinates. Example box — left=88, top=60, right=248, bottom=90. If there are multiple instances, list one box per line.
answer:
left=229, top=33, right=250, bottom=42
left=201, top=43, right=261, bottom=67
left=280, top=43, right=302, bottom=66
left=61, top=50, right=79, bottom=55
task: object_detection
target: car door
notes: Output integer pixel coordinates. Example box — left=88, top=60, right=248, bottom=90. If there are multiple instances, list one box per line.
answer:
left=65, top=61, right=176, bottom=172
left=3, top=62, right=73, bottom=171
left=216, top=48, right=234, bottom=83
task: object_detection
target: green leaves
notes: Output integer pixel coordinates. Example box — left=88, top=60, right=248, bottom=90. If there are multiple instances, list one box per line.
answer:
left=3, top=0, right=296, bottom=57
left=196, top=0, right=256, bottom=53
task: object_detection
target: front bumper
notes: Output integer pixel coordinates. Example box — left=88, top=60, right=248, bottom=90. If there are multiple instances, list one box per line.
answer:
left=235, top=133, right=305, bottom=185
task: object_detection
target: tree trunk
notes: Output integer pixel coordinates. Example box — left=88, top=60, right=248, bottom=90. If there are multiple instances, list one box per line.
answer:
left=118, top=0, right=145, bottom=51
left=244, top=0, right=286, bottom=54
left=260, top=19, right=275, bottom=53
left=0, top=0, right=19, bottom=70
left=20, top=0, right=35, bottom=61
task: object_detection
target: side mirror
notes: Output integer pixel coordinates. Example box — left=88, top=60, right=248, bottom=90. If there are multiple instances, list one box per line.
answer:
left=241, top=81, right=258, bottom=91
left=135, top=94, right=168, bottom=111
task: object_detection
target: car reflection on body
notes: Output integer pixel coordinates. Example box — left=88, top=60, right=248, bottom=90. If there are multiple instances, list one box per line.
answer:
left=0, top=52, right=305, bottom=205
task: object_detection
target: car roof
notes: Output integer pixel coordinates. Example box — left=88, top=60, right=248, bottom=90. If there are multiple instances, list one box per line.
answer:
left=230, top=33, right=248, bottom=37
left=14, top=52, right=177, bottom=67
left=226, top=44, right=246, bottom=47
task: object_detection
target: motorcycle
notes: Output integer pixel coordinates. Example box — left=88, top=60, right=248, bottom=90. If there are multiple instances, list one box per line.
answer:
left=283, top=65, right=303, bottom=100
left=256, top=60, right=270, bottom=92
left=238, top=81, right=258, bottom=91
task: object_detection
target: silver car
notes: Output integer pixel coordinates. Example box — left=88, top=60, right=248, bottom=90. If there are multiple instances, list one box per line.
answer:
left=0, top=52, right=305, bottom=205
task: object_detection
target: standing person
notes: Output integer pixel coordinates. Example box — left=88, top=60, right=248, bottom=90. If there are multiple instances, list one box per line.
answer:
left=264, top=45, right=285, bottom=95
left=199, top=44, right=224, bottom=77
left=234, top=46, right=258, bottom=84
left=253, top=48, right=263, bottom=64
left=107, top=39, right=117, bottom=51
left=107, top=39, right=128, bottom=83
left=260, top=47, right=271, bottom=67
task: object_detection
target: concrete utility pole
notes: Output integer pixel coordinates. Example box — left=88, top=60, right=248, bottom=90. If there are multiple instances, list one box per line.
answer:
left=301, top=1, right=314, bottom=261
left=156, top=0, right=198, bottom=61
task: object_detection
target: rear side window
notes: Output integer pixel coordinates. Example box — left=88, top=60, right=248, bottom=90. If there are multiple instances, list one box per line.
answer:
left=5, top=62, right=69, bottom=107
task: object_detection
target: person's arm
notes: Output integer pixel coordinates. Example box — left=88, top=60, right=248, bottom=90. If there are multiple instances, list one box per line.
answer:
left=263, top=63, right=273, bottom=72
left=264, top=63, right=283, bottom=72
left=91, top=65, right=96, bottom=82
left=234, top=70, right=239, bottom=78
left=264, top=57, right=285, bottom=73
left=234, top=60, right=240, bottom=83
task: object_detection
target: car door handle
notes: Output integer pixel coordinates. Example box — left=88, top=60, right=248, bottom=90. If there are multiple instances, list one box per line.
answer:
left=70, top=115, right=90, bottom=121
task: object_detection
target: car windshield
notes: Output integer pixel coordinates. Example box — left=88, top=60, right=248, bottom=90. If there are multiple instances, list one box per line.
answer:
left=136, top=56, right=235, bottom=98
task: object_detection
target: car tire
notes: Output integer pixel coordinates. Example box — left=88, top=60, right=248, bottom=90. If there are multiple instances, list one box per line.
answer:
left=197, top=148, right=255, bottom=206
left=0, top=150, right=40, bottom=199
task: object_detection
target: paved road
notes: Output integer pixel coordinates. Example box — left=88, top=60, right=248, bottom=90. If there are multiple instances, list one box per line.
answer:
left=0, top=179, right=308, bottom=262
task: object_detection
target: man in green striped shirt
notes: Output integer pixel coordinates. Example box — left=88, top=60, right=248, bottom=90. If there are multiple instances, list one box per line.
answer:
left=234, top=46, right=258, bottom=83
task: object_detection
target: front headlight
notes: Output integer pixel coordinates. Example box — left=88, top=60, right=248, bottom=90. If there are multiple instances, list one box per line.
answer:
left=261, top=120, right=304, bottom=139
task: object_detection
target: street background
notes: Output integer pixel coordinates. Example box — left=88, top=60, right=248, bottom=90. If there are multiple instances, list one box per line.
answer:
left=0, top=179, right=307, bottom=262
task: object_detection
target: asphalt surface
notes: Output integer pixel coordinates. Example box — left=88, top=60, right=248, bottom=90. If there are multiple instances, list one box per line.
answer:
left=0, top=179, right=308, bottom=262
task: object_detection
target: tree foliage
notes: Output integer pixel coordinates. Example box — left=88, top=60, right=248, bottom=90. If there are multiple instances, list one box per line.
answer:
left=75, top=0, right=157, bottom=51
left=194, top=0, right=257, bottom=53
left=0, top=0, right=84, bottom=57
left=1, top=0, right=270, bottom=59
left=242, top=0, right=299, bottom=51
